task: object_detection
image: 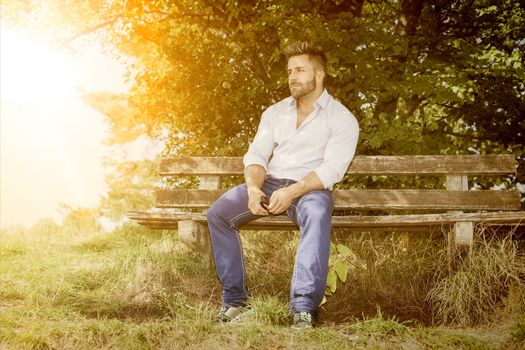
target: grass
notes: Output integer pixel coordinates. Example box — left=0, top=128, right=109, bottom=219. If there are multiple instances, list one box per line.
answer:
left=427, top=226, right=525, bottom=326
left=510, top=319, right=525, bottom=343
left=1, top=221, right=524, bottom=349
left=321, top=230, right=441, bottom=324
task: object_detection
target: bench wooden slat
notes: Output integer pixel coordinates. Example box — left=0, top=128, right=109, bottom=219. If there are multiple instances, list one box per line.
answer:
left=129, top=154, right=522, bottom=254
left=127, top=210, right=525, bottom=230
left=159, top=155, right=516, bottom=176
left=155, top=189, right=521, bottom=211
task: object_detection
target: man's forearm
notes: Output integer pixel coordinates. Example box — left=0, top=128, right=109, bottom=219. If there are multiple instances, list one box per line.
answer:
left=286, top=171, right=325, bottom=199
left=244, top=164, right=267, bottom=190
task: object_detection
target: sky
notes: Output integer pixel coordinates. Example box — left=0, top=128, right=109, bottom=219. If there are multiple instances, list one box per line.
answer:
left=0, top=28, right=132, bottom=228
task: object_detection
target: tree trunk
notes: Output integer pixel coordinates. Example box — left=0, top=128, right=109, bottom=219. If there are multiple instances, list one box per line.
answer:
left=373, top=0, right=425, bottom=119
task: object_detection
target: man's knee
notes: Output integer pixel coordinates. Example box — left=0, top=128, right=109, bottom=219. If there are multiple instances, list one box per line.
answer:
left=299, top=194, right=333, bottom=222
left=207, top=185, right=247, bottom=224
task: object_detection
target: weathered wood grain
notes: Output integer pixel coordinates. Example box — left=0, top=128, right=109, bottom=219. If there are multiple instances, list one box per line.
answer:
left=129, top=155, right=522, bottom=240
left=159, top=155, right=516, bottom=176
left=154, top=189, right=521, bottom=211
left=198, top=176, right=221, bottom=190
left=127, top=210, right=525, bottom=230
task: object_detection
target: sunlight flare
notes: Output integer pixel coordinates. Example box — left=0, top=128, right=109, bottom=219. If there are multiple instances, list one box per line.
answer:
left=0, top=31, right=76, bottom=104
left=0, top=29, right=110, bottom=228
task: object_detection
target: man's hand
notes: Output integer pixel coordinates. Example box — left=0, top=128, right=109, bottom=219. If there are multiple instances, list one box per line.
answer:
left=247, top=186, right=269, bottom=216
left=268, top=187, right=294, bottom=215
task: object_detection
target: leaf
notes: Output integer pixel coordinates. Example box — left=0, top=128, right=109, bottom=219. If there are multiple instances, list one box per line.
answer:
left=337, top=244, right=352, bottom=257
left=335, top=261, right=349, bottom=283
left=326, top=270, right=337, bottom=294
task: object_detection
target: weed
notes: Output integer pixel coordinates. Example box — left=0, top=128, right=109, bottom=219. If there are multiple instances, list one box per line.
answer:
left=249, top=296, right=290, bottom=325
left=501, top=281, right=525, bottom=319
left=242, top=229, right=297, bottom=300
left=320, top=230, right=441, bottom=324
left=427, top=227, right=525, bottom=326
left=346, top=309, right=408, bottom=337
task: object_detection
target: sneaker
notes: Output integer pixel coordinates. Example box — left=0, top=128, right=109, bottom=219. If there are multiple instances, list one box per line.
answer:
left=292, top=312, right=314, bottom=329
left=217, top=306, right=252, bottom=323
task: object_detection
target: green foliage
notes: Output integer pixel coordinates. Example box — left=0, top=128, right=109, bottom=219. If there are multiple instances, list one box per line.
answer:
left=323, top=243, right=353, bottom=298
left=82, top=92, right=146, bottom=145
left=326, top=269, right=338, bottom=294
left=325, top=241, right=360, bottom=300
left=336, top=243, right=352, bottom=257
left=5, top=1, right=524, bottom=207
left=5, top=1, right=523, bottom=158
left=60, top=206, right=101, bottom=234
left=98, top=159, right=158, bottom=220
left=334, top=260, right=349, bottom=283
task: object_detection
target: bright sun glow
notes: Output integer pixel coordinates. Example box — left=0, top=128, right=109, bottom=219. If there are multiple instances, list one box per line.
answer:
left=0, top=29, right=114, bottom=228
left=1, top=27, right=143, bottom=229
left=0, top=31, right=77, bottom=170
left=1, top=32, right=76, bottom=103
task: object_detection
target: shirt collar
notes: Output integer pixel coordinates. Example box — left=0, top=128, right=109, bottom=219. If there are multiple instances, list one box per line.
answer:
left=288, top=89, right=330, bottom=110
left=316, top=89, right=330, bottom=109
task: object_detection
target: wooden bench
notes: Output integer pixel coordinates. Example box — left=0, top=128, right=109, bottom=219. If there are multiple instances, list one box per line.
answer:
left=128, top=155, right=524, bottom=256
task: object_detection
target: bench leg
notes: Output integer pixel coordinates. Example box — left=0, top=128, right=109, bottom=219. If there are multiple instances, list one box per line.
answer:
left=447, top=221, right=474, bottom=264
left=178, top=220, right=210, bottom=252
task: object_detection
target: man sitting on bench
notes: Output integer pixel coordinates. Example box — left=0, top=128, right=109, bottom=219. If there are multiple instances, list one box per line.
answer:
left=207, top=42, right=360, bottom=329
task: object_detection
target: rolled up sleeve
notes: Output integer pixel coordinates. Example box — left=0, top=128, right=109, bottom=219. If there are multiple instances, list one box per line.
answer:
left=314, top=113, right=359, bottom=189
left=243, top=109, right=275, bottom=171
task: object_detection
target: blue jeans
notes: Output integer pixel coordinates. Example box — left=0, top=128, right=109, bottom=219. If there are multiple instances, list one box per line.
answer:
left=206, top=175, right=333, bottom=314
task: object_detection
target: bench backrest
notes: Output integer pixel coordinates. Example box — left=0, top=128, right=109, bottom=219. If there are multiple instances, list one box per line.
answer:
left=155, top=155, right=520, bottom=212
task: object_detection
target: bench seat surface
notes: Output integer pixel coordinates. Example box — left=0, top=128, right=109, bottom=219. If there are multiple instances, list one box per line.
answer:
left=128, top=209, right=525, bottom=230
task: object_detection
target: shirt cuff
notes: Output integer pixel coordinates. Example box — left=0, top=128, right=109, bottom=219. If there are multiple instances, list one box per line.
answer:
left=243, top=153, right=268, bottom=171
left=314, top=164, right=340, bottom=190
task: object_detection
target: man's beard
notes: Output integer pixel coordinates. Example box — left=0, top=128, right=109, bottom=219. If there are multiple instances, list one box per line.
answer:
left=289, top=78, right=316, bottom=99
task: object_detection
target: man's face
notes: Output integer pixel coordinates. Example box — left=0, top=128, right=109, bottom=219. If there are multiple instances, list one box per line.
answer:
left=287, top=54, right=317, bottom=99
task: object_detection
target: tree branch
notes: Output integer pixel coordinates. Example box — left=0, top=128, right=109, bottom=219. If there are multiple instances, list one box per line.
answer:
left=62, top=9, right=225, bottom=47
left=62, top=17, right=120, bottom=46
left=441, top=131, right=498, bottom=142
left=146, top=10, right=226, bottom=31
left=249, top=45, right=272, bottom=84
left=395, top=0, right=424, bottom=36
left=402, top=95, right=426, bottom=118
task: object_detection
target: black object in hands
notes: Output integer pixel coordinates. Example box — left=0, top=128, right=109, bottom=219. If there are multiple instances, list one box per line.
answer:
left=260, top=196, right=271, bottom=214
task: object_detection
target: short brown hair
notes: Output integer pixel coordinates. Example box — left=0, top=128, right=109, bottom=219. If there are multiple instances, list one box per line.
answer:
left=284, top=42, right=327, bottom=73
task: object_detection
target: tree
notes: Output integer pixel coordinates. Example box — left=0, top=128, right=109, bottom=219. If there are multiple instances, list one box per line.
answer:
left=4, top=0, right=523, bottom=188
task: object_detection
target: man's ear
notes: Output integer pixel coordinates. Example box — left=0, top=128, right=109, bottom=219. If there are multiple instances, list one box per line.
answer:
left=316, top=69, right=325, bottom=83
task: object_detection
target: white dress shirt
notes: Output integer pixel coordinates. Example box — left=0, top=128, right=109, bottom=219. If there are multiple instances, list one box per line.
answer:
left=243, top=89, right=359, bottom=189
